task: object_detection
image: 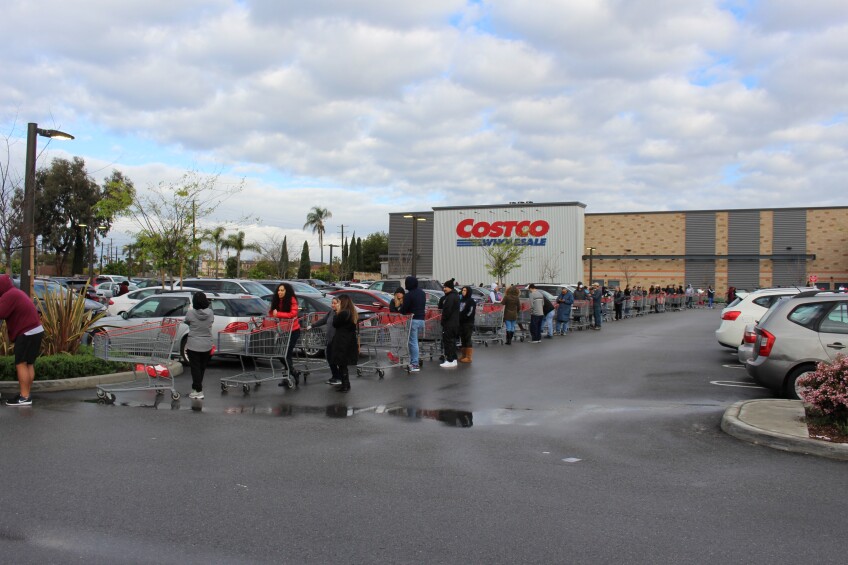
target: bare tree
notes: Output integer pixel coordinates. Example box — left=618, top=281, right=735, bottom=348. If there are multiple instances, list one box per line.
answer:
left=0, top=122, right=23, bottom=274
left=538, top=255, right=560, bottom=283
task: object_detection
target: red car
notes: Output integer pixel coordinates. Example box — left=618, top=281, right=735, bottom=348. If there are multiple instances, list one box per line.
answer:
left=327, top=288, right=393, bottom=313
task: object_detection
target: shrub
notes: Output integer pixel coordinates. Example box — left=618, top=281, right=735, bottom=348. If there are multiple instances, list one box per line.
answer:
left=798, top=354, right=848, bottom=420
left=0, top=345, right=131, bottom=381
left=39, top=287, right=107, bottom=355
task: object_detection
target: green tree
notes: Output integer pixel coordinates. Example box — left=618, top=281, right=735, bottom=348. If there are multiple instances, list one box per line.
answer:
left=341, top=236, right=349, bottom=279
left=225, top=256, right=238, bottom=278
left=222, top=230, right=261, bottom=279
left=355, top=236, right=363, bottom=274
left=303, top=206, right=332, bottom=265
left=203, top=225, right=227, bottom=278
left=247, top=259, right=277, bottom=279
left=127, top=171, right=242, bottom=284
left=360, top=231, right=388, bottom=272
left=279, top=236, right=289, bottom=278
left=297, top=241, right=311, bottom=278
left=482, top=240, right=527, bottom=286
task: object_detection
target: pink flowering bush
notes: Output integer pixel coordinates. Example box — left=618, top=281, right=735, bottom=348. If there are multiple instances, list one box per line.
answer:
left=798, top=354, right=848, bottom=419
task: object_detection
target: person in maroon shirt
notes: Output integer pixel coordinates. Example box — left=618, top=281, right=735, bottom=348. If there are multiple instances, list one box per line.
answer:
left=0, top=275, right=44, bottom=406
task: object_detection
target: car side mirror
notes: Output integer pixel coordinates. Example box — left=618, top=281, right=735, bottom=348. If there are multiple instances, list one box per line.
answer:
left=121, top=311, right=129, bottom=320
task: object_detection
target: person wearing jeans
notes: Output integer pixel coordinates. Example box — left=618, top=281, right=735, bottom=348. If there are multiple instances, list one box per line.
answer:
left=400, top=275, right=427, bottom=372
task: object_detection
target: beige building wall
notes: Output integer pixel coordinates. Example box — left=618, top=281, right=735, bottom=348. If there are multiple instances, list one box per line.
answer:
left=807, top=209, right=848, bottom=288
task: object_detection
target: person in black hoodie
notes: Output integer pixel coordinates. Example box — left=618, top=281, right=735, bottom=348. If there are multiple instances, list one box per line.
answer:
left=458, top=285, right=477, bottom=363
left=439, top=279, right=460, bottom=368
left=400, top=276, right=427, bottom=372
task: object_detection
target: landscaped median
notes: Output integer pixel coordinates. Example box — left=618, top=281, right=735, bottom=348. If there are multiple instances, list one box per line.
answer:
left=0, top=356, right=184, bottom=393
left=721, top=399, right=848, bottom=461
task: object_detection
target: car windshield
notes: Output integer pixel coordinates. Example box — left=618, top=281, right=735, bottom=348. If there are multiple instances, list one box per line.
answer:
left=237, top=281, right=272, bottom=296
left=287, top=281, right=322, bottom=295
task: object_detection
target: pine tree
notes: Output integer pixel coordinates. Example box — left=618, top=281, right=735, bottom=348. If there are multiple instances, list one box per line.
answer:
left=355, top=237, right=363, bottom=274
left=279, top=236, right=289, bottom=278
left=342, top=237, right=349, bottom=279
left=297, top=241, right=311, bottom=278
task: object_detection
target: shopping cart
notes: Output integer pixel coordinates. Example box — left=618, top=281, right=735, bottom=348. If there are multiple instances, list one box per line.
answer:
left=220, top=317, right=294, bottom=394
left=294, top=312, right=330, bottom=384
left=514, top=301, right=532, bottom=342
left=473, top=304, right=505, bottom=346
left=94, top=319, right=181, bottom=402
left=418, top=307, right=443, bottom=363
left=571, top=300, right=590, bottom=330
left=356, top=312, right=412, bottom=378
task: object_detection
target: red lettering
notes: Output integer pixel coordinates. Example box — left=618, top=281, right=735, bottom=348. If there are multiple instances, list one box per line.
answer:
left=456, top=218, right=474, bottom=237
left=455, top=218, right=551, bottom=238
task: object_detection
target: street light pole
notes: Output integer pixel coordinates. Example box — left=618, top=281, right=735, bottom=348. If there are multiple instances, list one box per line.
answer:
left=21, top=123, right=74, bottom=296
left=403, top=214, right=427, bottom=277
left=586, top=246, right=596, bottom=285
left=326, top=243, right=340, bottom=279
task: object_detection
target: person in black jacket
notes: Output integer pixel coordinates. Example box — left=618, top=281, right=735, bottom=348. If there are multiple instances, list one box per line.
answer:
left=439, top=279, right=460, bottom=368
left=329, top=294, right=359, bottom=393
left=400, top=276, right=427, bottom=372
left=458, top=285, right=477, bottom=363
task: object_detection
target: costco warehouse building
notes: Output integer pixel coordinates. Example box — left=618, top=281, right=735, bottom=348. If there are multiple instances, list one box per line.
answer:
left=387, top=203, right=848, bottom=292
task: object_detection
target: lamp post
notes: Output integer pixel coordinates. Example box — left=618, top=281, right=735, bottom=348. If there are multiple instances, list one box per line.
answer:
left=22, top=123, right=74, bottom=296
left=326, top=243, right=340, bottom=279
left=402, top=214, right=427, bottom=276
left=586, top=246, right=596, bottom=285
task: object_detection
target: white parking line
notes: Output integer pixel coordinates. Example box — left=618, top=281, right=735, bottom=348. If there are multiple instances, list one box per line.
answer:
left=710, top=380, right=766, bottom=389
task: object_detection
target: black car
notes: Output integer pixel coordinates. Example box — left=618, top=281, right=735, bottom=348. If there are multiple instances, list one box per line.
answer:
left=13, top=278, right=106, bottom=314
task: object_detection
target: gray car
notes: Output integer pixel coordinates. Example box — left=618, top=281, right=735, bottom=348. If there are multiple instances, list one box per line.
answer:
left=746, top=291, right=848, bottom=399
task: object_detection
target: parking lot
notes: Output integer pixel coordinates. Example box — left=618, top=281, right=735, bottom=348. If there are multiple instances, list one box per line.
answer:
left=2, top=308, right=844, bottom=564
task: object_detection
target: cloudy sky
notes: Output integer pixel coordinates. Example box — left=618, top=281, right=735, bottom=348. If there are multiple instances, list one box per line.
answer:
left=2, top=0, right=847, bottom=259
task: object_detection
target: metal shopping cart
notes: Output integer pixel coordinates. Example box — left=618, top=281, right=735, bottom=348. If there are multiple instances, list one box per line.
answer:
left=220, top=317, right=295, bottom=394
left=294, top=312, right=330, bottom=384
left=571, top=300, right=590, bottom=330
left=356, top=312, right=412, bottom=378
left=94, top=318, right=181, bottom=402
left=418, top=307, right=443, bottom=363
left=473, top=303, right=505, bottom=346
left=514, top=301, right=532, bottom=342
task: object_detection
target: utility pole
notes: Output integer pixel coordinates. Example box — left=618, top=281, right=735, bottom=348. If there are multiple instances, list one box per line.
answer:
left=192, top=199, right=197, bottom=277
left=327, top=243, right=340, bottom=278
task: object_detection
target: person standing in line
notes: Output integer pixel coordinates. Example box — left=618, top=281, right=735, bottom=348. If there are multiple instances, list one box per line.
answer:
left=527, top=283, right=544, bottom=343
left=572, top=282, right=589, bottom=325
left=389, top=287, right=404, bottom=313
left=501, top=284, right=520, bottom=345
left=707, top=285, right=715, bottom=309
left=590, top=283, right=604, bottom=330
left=329, top=294, right=359, bottom=393
left=489, top=282, right=502, bottom=304
left=400, top=276, right=426, bottom=372
left=439, top=279, right=460, bottom=367
left=458, top=286, right=477, bottom=363
left=307, top=297, right=341, bottom=385
left=0, top=275, right=43, bottom=406
left=555, top=286, right=574, bottom=335
left=542, top=292, right=556, bottom=338
left=184, top=291, right=214, bottom=399
left=613, top=286, right=624, bottom=320
left=270, top=282, right=301, bottom=387
left=685, top=284, right=694, bottom=308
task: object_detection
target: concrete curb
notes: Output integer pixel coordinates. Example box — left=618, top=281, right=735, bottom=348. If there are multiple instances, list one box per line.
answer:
left=0, top=361, right=184, bottom=392
left=722, top=399, right=848, bottom=461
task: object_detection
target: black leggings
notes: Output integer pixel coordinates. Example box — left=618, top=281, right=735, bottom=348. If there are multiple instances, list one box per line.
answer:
left=459, top=323, right=474, bottom=348
left=187, top=349, right=211, bottom=392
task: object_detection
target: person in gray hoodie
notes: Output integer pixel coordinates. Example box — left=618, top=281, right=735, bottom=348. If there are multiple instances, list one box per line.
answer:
left=184, top=292, right=214, bottom=399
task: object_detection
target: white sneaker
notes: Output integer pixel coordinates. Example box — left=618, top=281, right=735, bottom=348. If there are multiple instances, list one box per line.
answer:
left=188, top=390, right=204, bottom=399
left=440, top=360, right=458, bottom=368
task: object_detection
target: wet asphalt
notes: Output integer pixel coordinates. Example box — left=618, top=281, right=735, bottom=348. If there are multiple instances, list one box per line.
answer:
left=1, top=309, right=845, bottom=564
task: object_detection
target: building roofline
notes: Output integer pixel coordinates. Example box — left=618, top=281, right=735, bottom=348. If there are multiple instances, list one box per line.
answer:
left=431, top=201, right=586, bottom=211
left=585, top=205, right=848, bottom=216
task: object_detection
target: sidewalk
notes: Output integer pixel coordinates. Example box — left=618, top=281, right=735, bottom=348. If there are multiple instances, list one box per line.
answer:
left=722, top=399, right=848, bottom=461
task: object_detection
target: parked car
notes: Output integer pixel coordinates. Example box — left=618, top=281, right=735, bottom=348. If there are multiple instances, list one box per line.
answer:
left=368, top=278, right=443, bottom=292
left=13, top=278, right=107, bottom=315
left=106, top=286, right=202, bottom=316
left=737, top=323, right=758, bottom=364
left=422, top=289, right=445, bottom=308
left=63, top=278, right=103, bottom=302
left=746, top=290, right=848, bottom=399
left=180, top=278, right=270, bottom=297
left=327, top=288, right=393, bottom=313
left=716, top=287, right=816, bottom=348
left=257, top=280, right=324, bottom=297
left=87, top=292, right=269, bottom=363
left=95, top=280, right=138, bottom=299
left=524, top=283, right=578, bottom=297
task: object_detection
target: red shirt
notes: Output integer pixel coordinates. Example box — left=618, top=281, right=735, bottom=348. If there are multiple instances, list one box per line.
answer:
left=0, top=275, right=41, bottom=341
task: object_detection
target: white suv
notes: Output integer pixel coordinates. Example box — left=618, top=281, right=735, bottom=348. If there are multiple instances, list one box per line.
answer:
left=715, top=287, right=816, bottom=348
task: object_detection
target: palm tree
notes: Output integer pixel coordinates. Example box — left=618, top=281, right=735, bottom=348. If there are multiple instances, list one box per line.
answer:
left=221, top=230, right=261, bottom=278
left=203, top=226, right=227, bottom=277
left=303, top=206, right=332, bottom=265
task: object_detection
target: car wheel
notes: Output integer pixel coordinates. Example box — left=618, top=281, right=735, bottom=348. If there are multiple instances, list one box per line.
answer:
left=784, top=364, right=817, bottom=400
left=179, top=336, right=189, bottom=366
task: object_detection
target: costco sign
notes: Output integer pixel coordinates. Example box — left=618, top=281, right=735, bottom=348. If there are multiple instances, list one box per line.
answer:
left=455, top=219, right=549, bottom=247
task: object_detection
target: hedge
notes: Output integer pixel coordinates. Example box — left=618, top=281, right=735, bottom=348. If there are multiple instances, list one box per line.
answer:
left=0, top=346, right=132, bottom=381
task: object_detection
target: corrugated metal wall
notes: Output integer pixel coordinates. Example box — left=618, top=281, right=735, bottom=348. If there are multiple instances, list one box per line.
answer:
left=685, top=212, right=716, bottom=288
left=388, top=212, right=434, bottom=277
left=772, top=209, right=807, bottom=286
left=726, top=210, right=760, bottom=290
left=432, top=204, right=585, bottom=285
